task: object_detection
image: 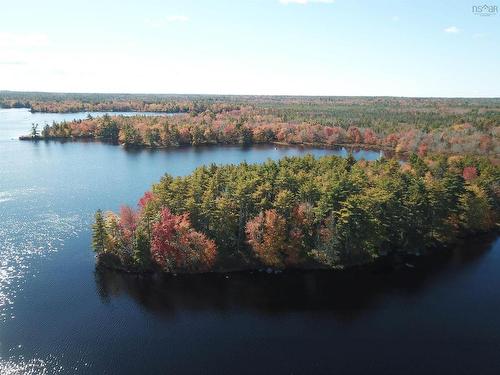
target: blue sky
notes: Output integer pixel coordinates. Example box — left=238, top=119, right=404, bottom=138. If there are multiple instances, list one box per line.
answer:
left=0, top=0, right=498, bottom=96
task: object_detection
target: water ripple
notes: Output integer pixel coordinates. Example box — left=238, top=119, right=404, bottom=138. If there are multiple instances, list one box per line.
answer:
left=0, top=212, right=85, bottom=322
left=0, top=355, right=64, bottom=375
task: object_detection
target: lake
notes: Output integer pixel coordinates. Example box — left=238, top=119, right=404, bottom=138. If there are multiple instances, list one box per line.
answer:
left=0, top=108, right=499, bottom=374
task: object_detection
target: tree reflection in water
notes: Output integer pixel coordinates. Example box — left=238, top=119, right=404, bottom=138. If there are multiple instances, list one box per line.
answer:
left=94, top=233, right=496, bottom=320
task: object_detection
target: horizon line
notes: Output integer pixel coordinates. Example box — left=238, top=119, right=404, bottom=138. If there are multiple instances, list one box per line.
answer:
left=1, top=90, right=499, bottom=100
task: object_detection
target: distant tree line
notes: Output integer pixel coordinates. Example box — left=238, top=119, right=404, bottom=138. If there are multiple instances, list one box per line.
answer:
left=0, top=91, right=242, bottom=113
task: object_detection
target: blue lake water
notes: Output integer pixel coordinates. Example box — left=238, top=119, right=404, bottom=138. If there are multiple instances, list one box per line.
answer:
left=0, top=108, right=499, bottom=374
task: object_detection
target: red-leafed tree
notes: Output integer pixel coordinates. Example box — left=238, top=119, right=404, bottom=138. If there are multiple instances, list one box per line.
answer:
left=363, top=128, right=378, bottom=145
left=463, top=166, right=478, bottom=181
left=138, top=191, right=155, bottom=210
left=384, top=133, right=400, bottom=148
left=347, top=127, right=363, bottom=144
left=151, top=208, right=217, bottom=273
left=119, top=205, right=138, bottom=242
left=418, top=142, right=428, bottom=157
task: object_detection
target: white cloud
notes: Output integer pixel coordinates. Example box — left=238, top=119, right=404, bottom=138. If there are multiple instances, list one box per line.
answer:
left=166, top=15, right=189, bottom=22
left=392, top=15, right=400, bottom=22
left=444, top=26, right=460, bottom=33
left=0, top=32, right=49, bottom=48
left=279, top=0, right=334, bottom=5
left=145, top=15, right=189, bottom=28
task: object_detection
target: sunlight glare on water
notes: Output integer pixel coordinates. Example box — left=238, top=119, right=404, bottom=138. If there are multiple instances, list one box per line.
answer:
left=0, top=355, right=64, bottom=375
left=0, top=209, right=85, bottom=321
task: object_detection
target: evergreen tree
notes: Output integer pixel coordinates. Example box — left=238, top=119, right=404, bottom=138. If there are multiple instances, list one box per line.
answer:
left=92, top=210, right=107, bottom=254
left=31, top=123, right=39, bottom=138
left=42, top=124, right=51, bottom=137
left=133, top=229, right=151, bottom=269
left=99, top=115, right=120, bottom=142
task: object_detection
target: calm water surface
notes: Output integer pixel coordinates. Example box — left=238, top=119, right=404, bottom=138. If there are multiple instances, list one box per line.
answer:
left=0, top=108, right=499, bottom=374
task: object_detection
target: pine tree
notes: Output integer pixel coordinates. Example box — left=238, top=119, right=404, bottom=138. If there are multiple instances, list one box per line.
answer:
left=31, top=123, right=39, bottom=138
left=42, top=124, right=51, bottom=137
left=133, top=229, right=151, bottom=270
left=92, top=209, right=107, bottom=254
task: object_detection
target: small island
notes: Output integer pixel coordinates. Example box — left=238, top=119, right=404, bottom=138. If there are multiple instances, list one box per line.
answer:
left=92, top=153, right=499, bottom=274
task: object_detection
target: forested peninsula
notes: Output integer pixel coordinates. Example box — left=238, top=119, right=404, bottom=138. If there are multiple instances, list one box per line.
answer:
left=9, top=92, right=499, bottom=274
left=20, top=107, right=499, bottom=157
left=9, top=92, right=499, bottom=156
left=92, top=154, right=499, bottom=274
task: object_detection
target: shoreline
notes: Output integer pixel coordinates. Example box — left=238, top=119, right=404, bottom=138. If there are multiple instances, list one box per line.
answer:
left=96, top=230, right=500, bottom=277
left=19, top=135, right=399, bottom=154
left=18, top=136, right=500, bottom=160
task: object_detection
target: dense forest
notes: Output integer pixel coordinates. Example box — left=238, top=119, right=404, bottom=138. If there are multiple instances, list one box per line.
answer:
left=7, top=91, right=499, bottom=273
left=9, top=91, right=499, bottom=156
left=92, top=154, right=499, bottom=273
left=0, top=91, right=240, bottom=113
left=3, top=91, right=500, bottom=120
left=21, top=108, right=500, bottom=156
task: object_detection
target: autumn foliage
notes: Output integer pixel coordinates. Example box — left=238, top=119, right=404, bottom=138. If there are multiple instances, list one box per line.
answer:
left=463, top=166, right=478, bottom=181
left=151, top=208, right=216, bottom=273
left=33, top=103, right=499, bottom=157
left=92, top=154, right=499, bottom=273
left=245, top=209, right=289, bottom=268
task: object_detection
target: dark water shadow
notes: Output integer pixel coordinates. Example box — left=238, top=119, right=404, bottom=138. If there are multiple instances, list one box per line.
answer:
left=94, top=233, right=498, bottom=321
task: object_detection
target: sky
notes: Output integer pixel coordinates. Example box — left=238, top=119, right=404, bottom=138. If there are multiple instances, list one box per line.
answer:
left=0, top=0, right=499, bottom=97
